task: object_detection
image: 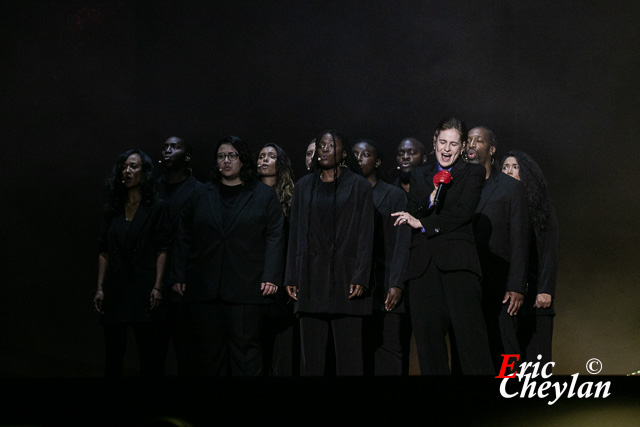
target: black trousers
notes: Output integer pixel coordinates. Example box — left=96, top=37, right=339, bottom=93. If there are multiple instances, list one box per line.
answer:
left=481, top=286, right=520, bottom=373
left=161, top=300, right=197, bottom=377
left=408, top=260, right=494, bottom=375
left=261, top=301, right=299, bottom=376
left=298, top=314, right=363, bottom=376
left=518, top=314, right=553, bottom=365
left=190, top=300, right=264, bottom=376
left=103, top=321, right=165, bottom=377
left=364, top=312, right=406, bottom=376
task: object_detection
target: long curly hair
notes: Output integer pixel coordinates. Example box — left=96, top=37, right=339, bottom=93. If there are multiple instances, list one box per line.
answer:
left=103, top=149, right=157, bottom=217
left=501, top=150, right=553, bottom=230
left=258, top=142, right=295, bottom=217
left=210, top=135, right=257, bottom=184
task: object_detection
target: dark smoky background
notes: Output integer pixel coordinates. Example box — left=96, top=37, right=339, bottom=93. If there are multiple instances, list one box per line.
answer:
left=1, top=0, right=638, bottom=377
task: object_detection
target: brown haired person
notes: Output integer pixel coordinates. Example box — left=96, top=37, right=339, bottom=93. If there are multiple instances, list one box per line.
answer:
left=392, top=117, right=494, bottom=375
left=257, top=142, right=298, bottom=376
left=285, top=130, right=374, bottom=376
left=171, top=136, right=285, bottom=376
left=94, top=149, right=170, bottom=377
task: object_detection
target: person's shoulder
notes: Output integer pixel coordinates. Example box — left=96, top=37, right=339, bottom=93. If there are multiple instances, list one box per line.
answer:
left=496, top=170, right=524, bottom=191
left=345, top=169, right=373, bottom=190
left=295, top=172, right=315, bottom=187
left=378, top=179, right=405, bottom=196
left=254, top=180, right=277, bottom=196
left=188, top=174, right=204, bottom=187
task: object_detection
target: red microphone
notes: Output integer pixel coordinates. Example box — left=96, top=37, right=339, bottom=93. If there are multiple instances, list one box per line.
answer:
left=432, top=170, right=452, bottom=206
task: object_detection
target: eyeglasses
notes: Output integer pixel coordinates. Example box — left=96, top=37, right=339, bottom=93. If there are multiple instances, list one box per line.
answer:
left=217, top=152, right=239, bottom=161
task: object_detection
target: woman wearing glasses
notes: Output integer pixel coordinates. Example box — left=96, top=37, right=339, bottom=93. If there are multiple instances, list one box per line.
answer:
left=171, top=136, right=285, bottom=376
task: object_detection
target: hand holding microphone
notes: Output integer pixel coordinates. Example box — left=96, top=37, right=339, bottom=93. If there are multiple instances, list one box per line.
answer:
left=432, top=170, right=452, bottom=207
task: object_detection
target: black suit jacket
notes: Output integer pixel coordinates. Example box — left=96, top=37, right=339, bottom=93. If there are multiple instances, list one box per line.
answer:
left=521, top=206, right=558, bottom=316
left=284, top=169, right=374, bottom=316
left=473, top=169, right=530, bottom=295
left=400, top=160, right=485, bottom=281
left=98, top=198, right=171, bottom=323
left=171, top=180, right=285, bottom=304
left=371, top=180, right=409, bottom=313
left=157, top=174, right=203, bottom=302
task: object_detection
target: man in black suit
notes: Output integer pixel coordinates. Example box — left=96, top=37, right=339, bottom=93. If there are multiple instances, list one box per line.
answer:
left=157, top=136, right=202, bottom=376
left=394, top=137, right=429, bottom=194
left=466, top=126, right=530, bottom=373
left=352, top=139, right=409, bottom=375
left=393, top=118, right=494, bottom=375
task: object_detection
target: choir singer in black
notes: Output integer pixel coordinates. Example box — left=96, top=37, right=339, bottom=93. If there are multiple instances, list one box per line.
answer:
left=171, top=136, right=285, bottom=376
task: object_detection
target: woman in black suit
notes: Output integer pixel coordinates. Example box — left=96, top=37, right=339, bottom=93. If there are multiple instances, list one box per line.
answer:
left=392, top=117, right=494, bottom=375
left=94, top=149, right=171, bottom=377
left=502, top=151, right=558, bottom=365
left=285, top=130, right=374, bottom=376
left=171, top=136, right=285, bottom=376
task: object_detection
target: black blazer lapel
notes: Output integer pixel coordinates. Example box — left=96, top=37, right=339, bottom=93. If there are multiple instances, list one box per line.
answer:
left=476, top=169, right=499, bottom=214
left=334, top=170, right=355, bottom=217
left=224, top=185, right=254, bottom=233
left=206, top=183, right=224, bottom=232
left=372, top=180, right=389, bottom=211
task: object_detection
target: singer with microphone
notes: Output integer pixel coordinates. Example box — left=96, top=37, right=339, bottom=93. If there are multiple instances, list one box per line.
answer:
left=390, top=117, right=494, bottom=375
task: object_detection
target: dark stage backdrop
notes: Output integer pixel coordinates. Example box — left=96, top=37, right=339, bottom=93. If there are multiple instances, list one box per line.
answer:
left=1, top=0, right=638, bottom=378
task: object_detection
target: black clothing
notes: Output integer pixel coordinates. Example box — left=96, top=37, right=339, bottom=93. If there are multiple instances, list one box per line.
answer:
left=97, top=198, right=171, bottom=376
left=98, top=199, right=171, bottom=324
left=298, top=314, right=363, bottom=376
left=402, top=160, right=494, bottom=375
left=285, top=168, right=374, bottom=375
left=171, top=180, right=285, bottom=376
left=157, top=173, right=203, bottom=376
left=518, top=205, right=559, bottom=364
left=172, top=180, right=285, bottom=304
left=285, top=169, right=374, bottom=315
left=473, top=169, right=530, bottom=370
left=364, top=180, right=410, bottom=376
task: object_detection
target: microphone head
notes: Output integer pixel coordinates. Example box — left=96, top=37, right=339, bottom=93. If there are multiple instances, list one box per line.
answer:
left=397, top=166, right=401, bottom=170
left=317, top=157, right=321, bottom=161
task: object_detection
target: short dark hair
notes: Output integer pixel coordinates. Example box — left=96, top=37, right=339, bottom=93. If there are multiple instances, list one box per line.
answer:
left=354, top=138, right=384, bottom=163
left=473, top=126, right=497, bottom=148
left=433, top=117, right=468, bottom=143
